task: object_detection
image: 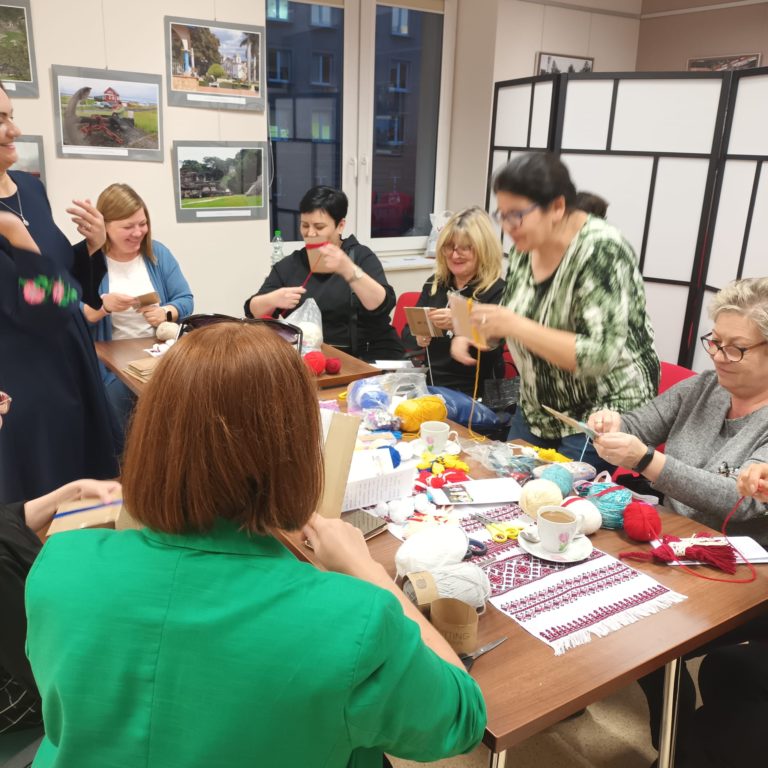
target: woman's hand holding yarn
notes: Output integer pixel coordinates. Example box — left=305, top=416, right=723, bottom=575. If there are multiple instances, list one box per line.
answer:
left=427, top=308, right=453, bottom=331
left=301, top=513, right=381, bottom=580
left=271, top=286, right=306, bottom=310
left=737, top=463, right=768, bottom=502
left=450, top=335, right=474, bottom=365
left=468, top=302, right=516, bottom=340
left=593, top=431, right=648, bottom=469
left=587, top=409, right=622, bottom=434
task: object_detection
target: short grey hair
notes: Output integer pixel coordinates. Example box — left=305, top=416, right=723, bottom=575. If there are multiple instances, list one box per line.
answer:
left=709, top=277, right=768, bottom=341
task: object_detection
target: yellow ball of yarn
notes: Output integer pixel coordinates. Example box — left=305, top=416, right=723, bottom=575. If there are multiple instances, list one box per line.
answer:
left=395, top=396, right=448, bottom=433
left=519, top=479, right=564, bottom=518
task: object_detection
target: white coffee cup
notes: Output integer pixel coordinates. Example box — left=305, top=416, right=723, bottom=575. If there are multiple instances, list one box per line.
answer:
left=536, top=505, right=580, bottom=553
left=419, top=420, right=458, bottom=453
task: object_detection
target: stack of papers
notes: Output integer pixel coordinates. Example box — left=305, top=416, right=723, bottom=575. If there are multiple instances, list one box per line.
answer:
left=123, top=356, right=158, bottom=383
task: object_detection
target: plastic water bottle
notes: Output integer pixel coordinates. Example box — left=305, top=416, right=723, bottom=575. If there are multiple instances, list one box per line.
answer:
left=270, top=229, right=284, bottom=265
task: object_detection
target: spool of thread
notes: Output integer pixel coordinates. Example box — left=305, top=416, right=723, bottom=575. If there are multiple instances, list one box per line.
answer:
left=519, top=478, right=563, bottom=518
left=394, top=396, right=448, bottom=433
left=539, top=464, right=574, bottom=497
left=586, top=482, right=633, bottom=529
left=395, top=526, right=468, bottom=577
left=622, top=500, right=662, bottom=542
left=561, top=496, right=602, bottom=535
left=403, top=562, right=490, bottom=611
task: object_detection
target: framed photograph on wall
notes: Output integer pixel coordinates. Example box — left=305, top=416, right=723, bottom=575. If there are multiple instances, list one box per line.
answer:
left=0, top=0, right=39, bottom=97
left=687, top=54, right=762, bottom=72
left=165, top=16, right=265, bottom=112
left=14, top=135, right=45, bottom=184
left=51, top=65, right=163, bottom=162
left=535, top=52, right=594, bottom=76
left=171, top=140, right=268, bottom=223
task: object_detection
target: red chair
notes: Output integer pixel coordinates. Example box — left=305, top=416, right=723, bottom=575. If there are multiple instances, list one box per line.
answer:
left=392, top=291, right=420, bottom=336
left=612, top=361, right=696, bottom=482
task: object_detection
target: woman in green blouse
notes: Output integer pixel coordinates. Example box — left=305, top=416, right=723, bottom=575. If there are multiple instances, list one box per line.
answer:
left=25, top=322, right=486, bottom=768
left=453, top=152, right=659, bottom=465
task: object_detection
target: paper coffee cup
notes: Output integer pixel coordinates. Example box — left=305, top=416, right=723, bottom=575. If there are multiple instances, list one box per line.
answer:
left=537, top=505, right=579, bottom=553
left=430, top=597, right=478, bottom=654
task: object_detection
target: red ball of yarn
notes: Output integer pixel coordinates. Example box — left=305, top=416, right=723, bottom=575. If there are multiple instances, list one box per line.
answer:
left=622, top=501, right=662, bottom=542
left=303, top=350, right=326, bottom=375
left=325, top=357, right=341, bottom=374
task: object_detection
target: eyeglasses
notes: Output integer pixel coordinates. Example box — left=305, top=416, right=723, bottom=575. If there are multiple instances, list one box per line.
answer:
left=441, top=243, right=473, bottom=257
left=492, top=202, right=540, bottom=227
left=0, top=392, right=11, bottom=415
left=700, top=332, right=768, bottom=363
left=178, top=314, right=304, bottom=354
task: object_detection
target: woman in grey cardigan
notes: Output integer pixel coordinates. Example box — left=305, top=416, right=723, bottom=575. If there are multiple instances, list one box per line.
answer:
left=588, top=276, right=768, bottom=545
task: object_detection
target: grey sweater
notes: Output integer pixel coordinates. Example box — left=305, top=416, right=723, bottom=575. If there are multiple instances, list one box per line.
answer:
left=621, top=370, right=768, bottom=545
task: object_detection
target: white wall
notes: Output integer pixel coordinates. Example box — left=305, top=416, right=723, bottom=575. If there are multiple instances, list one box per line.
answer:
left=12, top=0, right=268, bottom=317
left=493, top=0, right=640, bottom=83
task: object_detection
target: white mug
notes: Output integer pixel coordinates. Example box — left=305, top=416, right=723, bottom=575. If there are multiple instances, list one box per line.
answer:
left=419, top=420, right=458, bottom=453
left=536, top=505, right=580, bottom=553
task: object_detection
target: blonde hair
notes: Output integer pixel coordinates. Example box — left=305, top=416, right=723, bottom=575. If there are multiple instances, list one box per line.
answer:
left=96, top=183, right=155, bottom=263
left=710, top=277, right=768, bottom=341
left=432, top=207, right=503, bottom=298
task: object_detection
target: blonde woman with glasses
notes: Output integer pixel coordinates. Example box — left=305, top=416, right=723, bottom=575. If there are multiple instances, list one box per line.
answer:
left=401, top=207, right=505, bottom=395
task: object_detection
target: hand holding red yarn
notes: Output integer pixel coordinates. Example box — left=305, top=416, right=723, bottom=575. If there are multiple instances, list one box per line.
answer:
left=737, top=463, right=768, bottom=502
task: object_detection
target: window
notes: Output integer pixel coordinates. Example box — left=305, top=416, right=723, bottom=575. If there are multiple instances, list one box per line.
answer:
left=267, top=0, right=290, bottom=21
left=266, top=1, right=451, bottom=247
left=311, top=53, right=333, bottom=85
left=310, top=5, right=334, bottom=26
left=268, top=49, right=292, bottom=84
left=391, top=8, right=409, bottom=35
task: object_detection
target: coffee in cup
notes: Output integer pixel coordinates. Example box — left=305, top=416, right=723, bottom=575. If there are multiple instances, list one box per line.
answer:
left=536, top=505, right=580, bottom=553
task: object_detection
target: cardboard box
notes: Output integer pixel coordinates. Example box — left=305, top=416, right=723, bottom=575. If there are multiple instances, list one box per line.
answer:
left=47, top=498, right=123, bottom=536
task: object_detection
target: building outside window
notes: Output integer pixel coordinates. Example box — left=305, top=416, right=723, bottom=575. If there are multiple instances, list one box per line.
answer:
left=267, top=0, right=291, bottom=21
left=310, top=5, right=334, bottom=26
left=391, top=7, right=409, bottom=35
left=311, top=52, right=333, bottom=85
left=268, top=49, right=292, bottom=84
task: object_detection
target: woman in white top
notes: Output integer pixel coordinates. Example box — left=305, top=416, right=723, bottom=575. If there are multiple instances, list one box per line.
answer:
left=83, top=183, right=193, bottom=434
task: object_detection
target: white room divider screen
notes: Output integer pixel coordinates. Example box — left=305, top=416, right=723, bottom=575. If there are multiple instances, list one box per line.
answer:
left=486, top=68, right=768, bottom=370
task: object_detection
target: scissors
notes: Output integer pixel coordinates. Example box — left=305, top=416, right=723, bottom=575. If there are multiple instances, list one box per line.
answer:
left=472, top=512, right=525, bottom=543
left=459, top=636, right=508, bottom=671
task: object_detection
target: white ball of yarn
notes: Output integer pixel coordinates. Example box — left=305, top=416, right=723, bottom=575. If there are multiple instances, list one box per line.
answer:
left=395, top=526, right=468, bottom=578
left=412, top=494, right=436, bottom=514
left=562, top=496, right=603, bottom=535
left=156, top=321, right=179, bottom=341
left=519, top=478, right=563, bottom=518
left=387, top=497, right=416, bottom=524
left=403, top=562, right=490, bottom=610
left=295, top=321, right=323, bottom=350
left=395, top=441, right=415, bottom=462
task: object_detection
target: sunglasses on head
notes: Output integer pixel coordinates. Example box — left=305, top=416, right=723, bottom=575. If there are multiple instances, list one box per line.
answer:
left=178, top=314, right=304, bottom=353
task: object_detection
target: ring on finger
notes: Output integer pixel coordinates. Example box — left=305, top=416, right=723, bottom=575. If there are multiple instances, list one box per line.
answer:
left=481, top=314, right=487, bottom=325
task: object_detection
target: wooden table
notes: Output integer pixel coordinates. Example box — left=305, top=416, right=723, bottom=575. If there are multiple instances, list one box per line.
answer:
left=287, top=408, right=768, bottom=767
left=95, top=338, right=381, bottom=396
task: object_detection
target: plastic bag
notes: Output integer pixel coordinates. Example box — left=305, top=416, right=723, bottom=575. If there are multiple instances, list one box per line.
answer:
left=425, top=210, right=453, bottom=259
left=286, top=298, right=323, bottom=351
left=347, top=372, right=430, bottom=414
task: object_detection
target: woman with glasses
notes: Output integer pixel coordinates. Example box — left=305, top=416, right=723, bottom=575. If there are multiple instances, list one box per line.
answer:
left=83, top=183, right=193, bottom=434
left=453, top=153, right=658, bottom=466
left=401, top=207, right=505, bottom=394
left=25, top=322, right=486, bottom=768
left=245, top=186, right=404, bottom=362
left=0, top=85, right=119, bottom=503
left=588, top=277, right=768, bottom=544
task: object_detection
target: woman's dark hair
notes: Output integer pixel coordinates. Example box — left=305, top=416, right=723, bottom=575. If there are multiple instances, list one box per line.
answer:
left=574, top=191, right=609, bottom=218
left=299, top=186, right=348, bottom=225
left=492, top=152, right=577, bottom=209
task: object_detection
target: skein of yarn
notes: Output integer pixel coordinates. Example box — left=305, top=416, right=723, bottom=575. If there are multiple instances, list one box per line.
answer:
left=395, top=396, right=448, bottom=433
left=395, top=526, right=468, bottom=577
left=539, top=464, right=574, bottom=497
left=402, top=562, right=490, bottom=610
left=622, top=500, right=662, bottom=542
left=519, top=478, right=563, bottom=518
left=561, top=496, right=603, bottom=535
left=585, top=482, right=633, bottom=529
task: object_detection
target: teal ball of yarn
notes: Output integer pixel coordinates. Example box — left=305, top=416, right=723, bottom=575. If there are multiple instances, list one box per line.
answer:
left=540, top=464, right=573, bottom=497
left=586, top=482, right=633, bottom=529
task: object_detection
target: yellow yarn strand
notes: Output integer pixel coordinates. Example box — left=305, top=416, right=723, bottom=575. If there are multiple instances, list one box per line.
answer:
left=466, top=348, right=486, bottom=442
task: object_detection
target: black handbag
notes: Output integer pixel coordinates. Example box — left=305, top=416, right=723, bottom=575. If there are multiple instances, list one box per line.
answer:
left=483, top=375, right=520, bottom=412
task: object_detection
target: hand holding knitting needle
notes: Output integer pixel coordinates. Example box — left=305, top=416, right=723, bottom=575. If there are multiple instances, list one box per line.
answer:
left=737, top=463, right=768, bottom=503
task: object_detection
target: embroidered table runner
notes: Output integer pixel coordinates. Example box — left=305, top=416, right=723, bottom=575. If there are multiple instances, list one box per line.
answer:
left=462, top=504, right=687, bottom=655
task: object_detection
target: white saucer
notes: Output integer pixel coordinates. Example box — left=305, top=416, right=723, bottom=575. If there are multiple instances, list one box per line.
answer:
left=409, top=438, right=461, bottom=456
left=517, top=528, right=593, bottom=563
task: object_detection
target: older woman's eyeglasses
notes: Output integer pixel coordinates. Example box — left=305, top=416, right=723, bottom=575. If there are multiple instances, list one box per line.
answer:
left=178, top=314, right=304, bottom=353
left=0, top=392, right=11, bottom=415
left=441, top=243, right=473, bottom=256
left=492, top=202, right=539, bottom=227
left=700, top=332, right=768, bottom=363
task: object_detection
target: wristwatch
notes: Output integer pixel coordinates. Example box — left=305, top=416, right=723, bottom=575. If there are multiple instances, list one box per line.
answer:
left=632, top=444, right=655, bottom=473
left=348, top=265, right=364, bottom=283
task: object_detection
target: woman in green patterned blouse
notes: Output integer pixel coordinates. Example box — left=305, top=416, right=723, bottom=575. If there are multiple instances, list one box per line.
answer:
left=453, top=153, right=659, bottom=466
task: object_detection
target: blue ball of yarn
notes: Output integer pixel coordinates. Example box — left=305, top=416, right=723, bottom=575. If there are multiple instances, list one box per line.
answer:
left=586, top=482, right=633, bottom=529
left=540, top=464, right=573, bottom=497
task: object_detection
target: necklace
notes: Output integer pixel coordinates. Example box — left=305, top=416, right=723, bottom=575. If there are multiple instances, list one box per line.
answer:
left=0, top=191, right=29, bottom=226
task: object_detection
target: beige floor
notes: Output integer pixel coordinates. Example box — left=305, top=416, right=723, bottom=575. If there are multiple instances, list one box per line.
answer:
left=390, top=678, right=659, bottom=768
